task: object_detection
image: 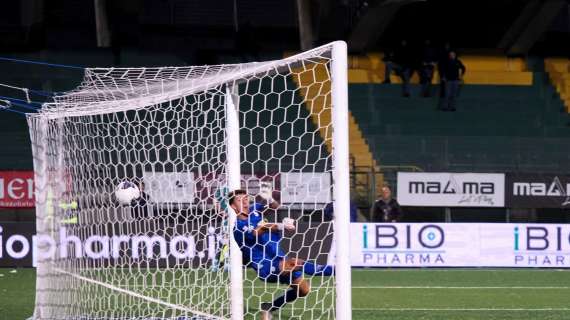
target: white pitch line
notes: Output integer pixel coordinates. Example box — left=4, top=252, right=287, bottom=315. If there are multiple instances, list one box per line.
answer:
left=54, top=268, right=227, bottom=320
left=116, top=285, right=570, bottom=290
left=352, top=286, right=570, bottom=289
left=353, top=308, right=570, bottom=311
left=352, top=268, right=570, bottom=272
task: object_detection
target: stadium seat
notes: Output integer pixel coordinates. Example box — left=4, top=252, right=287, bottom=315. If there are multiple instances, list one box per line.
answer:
left=349, top=77, right=570, bottom=172
left=545, top=58, right=570, bottom=112
left=346, top=54, right=533, bottom=86
left=291, top=62, right=384, bottom=191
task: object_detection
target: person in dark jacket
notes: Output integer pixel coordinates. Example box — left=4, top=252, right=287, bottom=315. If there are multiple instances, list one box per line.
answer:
left=437, top=42, right=453, bottom=101
left=419, top=40, right=438, bottom=97
left=372, top=186, right=402, bottom=222
left=382, top=50, right=395, bottom=84
left=383, top=40, right=412, bottom=97
left=440, top=51, right=466, bottom=111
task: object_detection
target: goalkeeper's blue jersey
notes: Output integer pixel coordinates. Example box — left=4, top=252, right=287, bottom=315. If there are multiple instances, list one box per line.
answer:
left=233, top=203, right=285, bottom=269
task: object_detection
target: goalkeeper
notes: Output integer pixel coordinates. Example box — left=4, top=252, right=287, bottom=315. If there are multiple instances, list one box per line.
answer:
left=228, top=188, right=334, bottom=319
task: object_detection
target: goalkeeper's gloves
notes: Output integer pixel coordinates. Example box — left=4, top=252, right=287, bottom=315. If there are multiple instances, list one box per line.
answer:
left=280, top=217, right=296, bottom=231
left=259, top=219, right=294, bottom=232
left=259, top=182, right=274, bottom=203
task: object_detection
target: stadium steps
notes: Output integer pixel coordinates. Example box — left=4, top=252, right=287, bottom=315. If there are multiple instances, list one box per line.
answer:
left=348, top=54, right=532, bottom=85
left=545, top=58, right=570, bottom=112
left=348, top=78, right=570, bottom=173
left=291, top=62, right=384, bottom=190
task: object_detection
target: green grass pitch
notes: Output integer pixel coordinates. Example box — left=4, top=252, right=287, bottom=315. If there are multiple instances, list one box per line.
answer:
left=1, top=268, right=569, bottom=320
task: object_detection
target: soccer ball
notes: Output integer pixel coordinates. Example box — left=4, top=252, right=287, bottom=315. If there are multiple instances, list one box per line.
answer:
left=114, top=181, right=140, bottom=205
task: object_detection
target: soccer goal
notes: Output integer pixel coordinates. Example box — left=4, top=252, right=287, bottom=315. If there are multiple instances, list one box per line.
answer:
left=27, top=41, right=351, bottom=320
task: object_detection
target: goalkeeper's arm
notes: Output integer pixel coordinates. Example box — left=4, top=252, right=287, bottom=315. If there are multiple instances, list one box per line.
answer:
left=253, top=218, right=295, bottom=237
left=251, top=182, right=290, bottom=237
left=253, top=221, right=281, bottom=237
left=259, top=182, right=280, bottom=209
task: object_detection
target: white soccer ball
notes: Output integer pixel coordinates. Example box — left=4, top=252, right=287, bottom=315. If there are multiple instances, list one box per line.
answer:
left=114, top=181, right=140, bottom=205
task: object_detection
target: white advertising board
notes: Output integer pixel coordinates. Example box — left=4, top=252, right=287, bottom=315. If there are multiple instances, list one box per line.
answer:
left=397, top=172, right=505, bottom=207
left=280, top=172, right=331, bottom=204
left=351, top=223, right=570, bottom=268
left=143, top=172, right=195, bottom=203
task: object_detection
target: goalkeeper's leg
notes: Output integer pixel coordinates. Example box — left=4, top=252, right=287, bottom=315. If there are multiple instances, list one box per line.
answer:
left=261, top=277, right=310, bottom=317
left=260, top=257, right=333, bottom=317
left=280, top=257, right=334, bottom=277
left=259, top=258, right=307, bottom=318
left=302, top=260, right=334, bottom=276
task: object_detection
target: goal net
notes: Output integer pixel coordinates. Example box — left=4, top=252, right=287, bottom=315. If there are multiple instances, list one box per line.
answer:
left=27, top=41, right=351, bottom=320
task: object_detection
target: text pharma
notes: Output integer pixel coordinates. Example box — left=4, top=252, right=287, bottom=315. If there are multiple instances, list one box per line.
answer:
left=0, top=226, right=221, bottom=267
left=514, top=226, right=570, bottom=266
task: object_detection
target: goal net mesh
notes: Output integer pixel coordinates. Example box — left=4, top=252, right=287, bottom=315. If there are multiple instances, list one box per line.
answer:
left=28, top=43, right=338, bottom=319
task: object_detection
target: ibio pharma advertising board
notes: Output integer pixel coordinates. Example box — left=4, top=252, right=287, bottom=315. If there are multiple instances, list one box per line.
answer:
left=351, top=223, right=570, bottom=268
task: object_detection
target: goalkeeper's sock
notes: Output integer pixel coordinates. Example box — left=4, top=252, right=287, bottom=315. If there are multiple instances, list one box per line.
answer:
left=303, top=262, right=334, bottom=276
left=265, top=288, right=298, bottom=311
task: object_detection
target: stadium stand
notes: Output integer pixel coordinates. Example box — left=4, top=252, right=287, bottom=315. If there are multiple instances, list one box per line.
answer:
left=348, top=54, right=533, bottom=85
left=239, top=77, right=329, bottom=174
left=349, top=69, right=570, bottom=173
left=545, top=58, right=570, bottom=111
left=292, top=62, right=384, bottom=196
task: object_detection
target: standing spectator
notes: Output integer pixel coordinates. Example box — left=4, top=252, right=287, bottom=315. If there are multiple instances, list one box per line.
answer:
left=440, top=51, right=466, bottom=111
left=382, top=50, right=395, bottom=84
left=372, top=186, right=402, bottom=222
left=419, top=40, right=437, bottom=97
left=383, top=40, right=412, bottom=97
left=437, top=42, right=453, bottom=105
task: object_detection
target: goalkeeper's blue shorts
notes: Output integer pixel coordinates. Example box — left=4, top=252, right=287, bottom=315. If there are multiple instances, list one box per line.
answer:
left=256, top=257, right=303, bottom=285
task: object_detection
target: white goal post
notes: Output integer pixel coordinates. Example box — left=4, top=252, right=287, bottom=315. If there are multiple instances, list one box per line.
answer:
left=27, top=41, right=351, bottom=320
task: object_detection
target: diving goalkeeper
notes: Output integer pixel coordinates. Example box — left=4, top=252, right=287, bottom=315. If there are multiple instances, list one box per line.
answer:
left=228, top=188, right=334, bottom=319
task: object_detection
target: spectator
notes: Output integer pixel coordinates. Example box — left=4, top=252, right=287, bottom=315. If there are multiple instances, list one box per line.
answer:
left=323, top=200, right=358, bottom=222
left=437, top=42, right=452, bottom=103
left=372, top=186, right=402, bottom=222
left=419, top=40, right=437, bottom=97
left=382, top=50, right=395, bottom=84
left=440, top=51, right=466, bottom=111
left=383, top=40, right=412, bottom=97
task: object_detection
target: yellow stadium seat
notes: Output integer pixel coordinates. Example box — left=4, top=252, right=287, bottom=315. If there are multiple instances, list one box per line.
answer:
left=346, top=54, right=531, bottom=85
left=460, top=56, right=527, bottom=72
left=545, top=58, right=570, bottom=112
